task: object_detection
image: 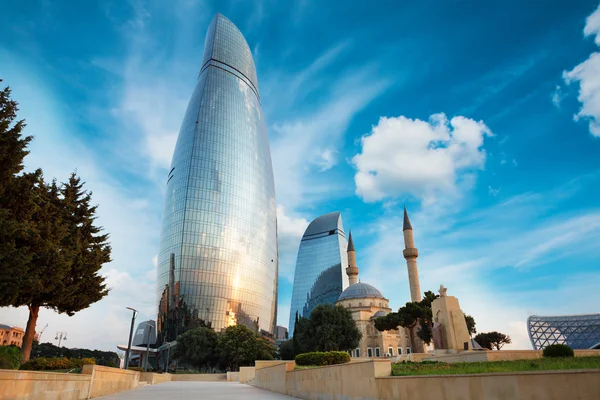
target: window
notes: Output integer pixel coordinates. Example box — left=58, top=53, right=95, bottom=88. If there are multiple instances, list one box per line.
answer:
left=355, top=348, right=360, bottom=357
left=388, top=347, right=394, bottom=356
left=406, top=348, right=411, bottom=354
left=398, top=348, right=403, bottom=355
left=367, top=348, right=373, bottom=357
left=375, top=347, right=380, bottom=357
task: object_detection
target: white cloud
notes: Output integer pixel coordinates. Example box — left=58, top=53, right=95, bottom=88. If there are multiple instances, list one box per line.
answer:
left=353, top=113, right=492, bottom=203
left=269, top=62, right=390, bottom=209
left=563, top=4, right=600, bottom=137
left=551, top=85, right=564, bottom=108
left=276, top=206, right=309, bottom=281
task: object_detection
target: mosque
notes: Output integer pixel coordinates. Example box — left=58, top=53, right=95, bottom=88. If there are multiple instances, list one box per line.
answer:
left=334, top=207, right=421, bottom=357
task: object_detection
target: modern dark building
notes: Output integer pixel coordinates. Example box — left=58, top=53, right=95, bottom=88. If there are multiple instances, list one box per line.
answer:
left=528, top=313, right=600, bottom=350
left=288, top=212, right=349, bottom=336
left=156, top=13, right=278, bottom=342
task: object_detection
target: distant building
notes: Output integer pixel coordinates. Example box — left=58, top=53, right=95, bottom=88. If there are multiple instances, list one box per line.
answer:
left=276, top=326, right=288, bottom=340
left=528, top=313, right=600, bottom=350
left=117, top=320, right=157, bottom=368
left=0, top=324, right=24, bottom=347
left=289, top=212, right=349, bottom=336
left=335, top=233, right=412, bottom=358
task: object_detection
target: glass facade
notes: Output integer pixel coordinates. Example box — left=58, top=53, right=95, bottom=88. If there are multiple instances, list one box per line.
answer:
left=528, top=314, right=600, bottom=350
left=288, top=212, right=349, bottom=336
left=156, top=13, right=278, bottom=341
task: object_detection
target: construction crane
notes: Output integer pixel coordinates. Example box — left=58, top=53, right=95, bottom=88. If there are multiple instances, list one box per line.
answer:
left=37, top=323, right=48, bottom=343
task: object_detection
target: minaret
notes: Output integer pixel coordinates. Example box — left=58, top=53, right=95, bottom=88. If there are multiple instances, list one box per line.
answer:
left=346, top=231, right=359, bottom=285
left=403, top=207, right=421, bottom=302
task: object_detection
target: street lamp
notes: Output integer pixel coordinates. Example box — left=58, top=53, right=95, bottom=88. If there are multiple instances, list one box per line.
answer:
left=55, top=332, right=67, bottom=348
left=124, top=307, right=138, bottom=369
left=144, top=322, right=154, bottom=372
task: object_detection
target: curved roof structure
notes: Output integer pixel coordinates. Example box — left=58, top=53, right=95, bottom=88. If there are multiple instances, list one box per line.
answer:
left=303, top=211, right=344, bottom=237
left=372, top=310, right=388, bottom=319
left=527, top=313, right=600, bottom=350
left=338, top=282, right=385, bottom=301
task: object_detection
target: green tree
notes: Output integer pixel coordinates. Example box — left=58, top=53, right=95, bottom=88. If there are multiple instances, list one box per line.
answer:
left=278, top=340, right=295, bottom=360
left=474, top=331, right=511, bottom=350
left=173, top=327, right=219, bottom=370
left=217, top=325, right=275, bottom=371
left=464, top=314, right=476, bottom=336
left=0, top=345, right=21, bottom=369
left=0, top=81, right=111, bottom=362
left=293, top=304, right=362, bottom=353
left=374, top=291, right=438, bottom=350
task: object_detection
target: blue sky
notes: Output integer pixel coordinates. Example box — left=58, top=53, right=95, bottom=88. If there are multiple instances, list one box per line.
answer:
left=1, top=0, right=600, bottom=351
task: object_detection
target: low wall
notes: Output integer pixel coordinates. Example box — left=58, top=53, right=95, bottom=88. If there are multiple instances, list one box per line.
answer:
left=239, top=367, right=255, bottom=383
left=0, top=369, right=90, bottom=400
left=377, top=370, right=600, bottom=400
left=82, top=365, right=139, bottom=398
left=226, top=371, right=239, bottom=382
left=251, top=359, right=600, bottom=400
left=395, top=349, right=600, bottom=364
left=171, top=373, right=227, bottom=381
left=139, top=372, right=172, bottom=385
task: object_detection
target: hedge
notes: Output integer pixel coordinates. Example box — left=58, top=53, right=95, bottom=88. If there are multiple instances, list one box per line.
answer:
left=295, top=351, right=350, bottom=366
left=19, top=357, right=96, bottom=371
left=543, top=344, right=574, bottom=358
left=0, top=346, right=21, bottom=370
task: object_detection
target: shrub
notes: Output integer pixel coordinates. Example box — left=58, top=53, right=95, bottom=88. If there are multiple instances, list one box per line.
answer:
left=128, top=367, right=144, bottom=372
left=0, top=345, right=21, bottom=370
left=543, top=344, right=574, bottom=358
left=19, top=356, right=97, bottom=371
left=295, top=351, right=350, bottom=366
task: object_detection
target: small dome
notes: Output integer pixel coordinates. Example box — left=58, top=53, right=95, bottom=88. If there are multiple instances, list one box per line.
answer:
left=338, top=282, right=385, bottom=301
left=372, top=310, right=388, bottom=318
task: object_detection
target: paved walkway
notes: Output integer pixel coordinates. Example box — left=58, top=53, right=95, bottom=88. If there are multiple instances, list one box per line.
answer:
left=98, top=381, right=298, bottom=399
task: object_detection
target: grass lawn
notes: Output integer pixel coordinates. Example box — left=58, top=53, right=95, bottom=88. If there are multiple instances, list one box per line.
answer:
left=392, top=357, right=600, bottom=376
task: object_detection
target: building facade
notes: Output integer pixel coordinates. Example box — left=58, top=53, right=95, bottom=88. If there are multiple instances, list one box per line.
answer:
left=528, top=313, right=600, bottom=350
left=288, top=212, right=349, bottom=336
left=335, top=235, right=412, bottom=358
left=156, top=13, right=278, bottom=340
left=0, top=324, right=24, bottom=347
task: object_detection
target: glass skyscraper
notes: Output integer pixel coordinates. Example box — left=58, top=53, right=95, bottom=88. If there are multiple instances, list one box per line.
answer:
left=288, top=212, right=349, bottom=336
left=156, top=13, right=278, bottom=341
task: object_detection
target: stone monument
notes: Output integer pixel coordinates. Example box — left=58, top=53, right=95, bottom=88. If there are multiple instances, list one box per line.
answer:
left=431, top=285, right=472, bottom=352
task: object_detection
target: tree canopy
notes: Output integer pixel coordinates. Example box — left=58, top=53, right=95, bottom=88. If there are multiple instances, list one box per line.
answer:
left=292, top=304, right=362, bottom=354
left=173, top=327, right=219, bottom=371
left=0, top=80, right=111, bottom=362
left=217, top=325, right=276, bottom=371
left=474, top=332, right=511, bottom=350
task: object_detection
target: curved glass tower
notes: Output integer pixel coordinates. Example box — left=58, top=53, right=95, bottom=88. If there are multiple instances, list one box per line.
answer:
left=288, top=212, right=349, bottom=336
left=156, top=13, right=278, bottom=341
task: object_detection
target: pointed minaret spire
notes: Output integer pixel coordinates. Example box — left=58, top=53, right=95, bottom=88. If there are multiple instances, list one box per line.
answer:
left=403, top=205, right=413, bottom=231
left=402, top=207, right=421, bottom=302
left=346, top=230, right=359, bottom=286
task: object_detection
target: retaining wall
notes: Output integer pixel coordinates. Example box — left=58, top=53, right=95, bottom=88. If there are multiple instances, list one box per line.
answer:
left=252, top=359, right=600, bottom=400
left=0, top=369, right=90, bottom=400
left=81, top=365, right=139, bottom=398
left=139, top=372, right=172, bottom=385
left=170, top=373, right=227, bottom=381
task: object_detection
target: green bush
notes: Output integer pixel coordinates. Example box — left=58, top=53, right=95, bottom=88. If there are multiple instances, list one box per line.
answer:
left=295, top=351, right=350, bottom=366
left=543, top=344, right=574, bottom=358
left=0, top=345, right=21, bottom=370
left=19, top=356, right=96, bottom=371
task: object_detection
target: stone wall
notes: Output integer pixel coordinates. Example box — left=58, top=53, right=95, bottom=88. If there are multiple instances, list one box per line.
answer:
left=239, top=367, right=255, bottom=383
left=0, top=370, right=90, bottom=400
left=170, top=373, right=227, bottom=381
left=226, top=371, right=239, bottom=381
left=81, top=365, right=139, bottom=398
left=394, top=349, right=600, bottom=364
left=251, top=359, right=600, bottom=400
left=139, top=372, right=172, bottom=385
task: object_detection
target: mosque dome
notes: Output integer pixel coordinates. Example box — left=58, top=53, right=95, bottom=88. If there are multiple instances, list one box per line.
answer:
left=338, top=282, right=385, bottom=301
left=372, top=310, right=388, bottom=318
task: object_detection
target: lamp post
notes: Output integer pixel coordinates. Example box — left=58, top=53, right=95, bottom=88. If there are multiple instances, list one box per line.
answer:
left=124, top=307, right=138, bottom=370
left=55, top=332, right=67, bottom=348
left=144, top=323, right=154, bottom=372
